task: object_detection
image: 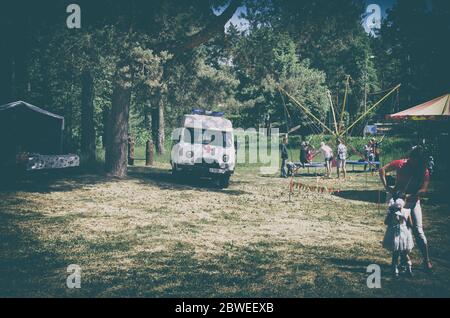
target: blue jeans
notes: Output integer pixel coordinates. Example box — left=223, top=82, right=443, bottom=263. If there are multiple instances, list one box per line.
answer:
left=281, top=158, right=287, bottom=177
left=406, top=199, right=428, bottom=247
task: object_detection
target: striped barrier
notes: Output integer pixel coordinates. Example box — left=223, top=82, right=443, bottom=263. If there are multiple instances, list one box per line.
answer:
left=289, top=179, right=341, bottom=196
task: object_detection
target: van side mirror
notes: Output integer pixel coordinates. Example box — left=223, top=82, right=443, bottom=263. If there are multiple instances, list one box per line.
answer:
left=171, top=128, right=183, bottom=144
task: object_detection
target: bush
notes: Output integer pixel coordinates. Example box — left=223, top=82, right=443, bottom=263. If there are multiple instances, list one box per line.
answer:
left=287, top=135, right=413, bottom=164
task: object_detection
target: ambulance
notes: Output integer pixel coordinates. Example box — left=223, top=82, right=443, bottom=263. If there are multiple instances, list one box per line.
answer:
left=170, top=110, right=236, bottom=188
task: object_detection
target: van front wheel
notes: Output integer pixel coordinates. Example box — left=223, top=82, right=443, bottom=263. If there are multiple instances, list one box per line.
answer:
left=172, top=163, right=179, bottom=177
left=215, top=174, right=230, bottom=189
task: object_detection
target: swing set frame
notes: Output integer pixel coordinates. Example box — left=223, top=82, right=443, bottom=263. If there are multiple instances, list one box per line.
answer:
left=278, top=80, right=401, bottom=202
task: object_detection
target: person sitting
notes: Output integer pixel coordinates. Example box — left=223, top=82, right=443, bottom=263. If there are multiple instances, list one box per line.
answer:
left=306, top=144, right=314, bottom=163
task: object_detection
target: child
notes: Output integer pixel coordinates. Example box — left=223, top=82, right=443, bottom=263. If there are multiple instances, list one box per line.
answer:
left=306, top=144, right=314, bottom=163
left=336, top=139, right=347, bottom=179
left=382, top=195, right=415, bottom=277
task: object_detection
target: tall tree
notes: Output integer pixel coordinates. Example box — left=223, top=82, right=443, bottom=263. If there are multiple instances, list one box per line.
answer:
left=103, top=0, right=241, bottom=177
left=244, top=0, right=380, bottom=128
left=152, top=86, right=167, bottom=155
left=229, top=26, right=328, bottom=131
left=377, top=0, right=450, bottom=109
left=105, top=80, right=132, bottom=178
left=81, top=70, right=96, bottom=163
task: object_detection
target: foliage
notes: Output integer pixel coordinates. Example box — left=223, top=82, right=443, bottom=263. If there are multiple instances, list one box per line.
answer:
left=376, top=0, right=450, bottom=109
left=2, top=0, right=448, bottom=155
left=229, top=27, right=328, bottom=131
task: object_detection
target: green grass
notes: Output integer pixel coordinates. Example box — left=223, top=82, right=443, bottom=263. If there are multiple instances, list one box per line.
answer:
left=0, top=137, right=449, bottom=297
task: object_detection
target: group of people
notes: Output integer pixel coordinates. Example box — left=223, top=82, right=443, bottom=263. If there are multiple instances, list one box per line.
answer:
left=280, top=137, right=348, bottom=179
left=281, top=136, right=434, bottom=277
left=318, top=139, right=348, bottom=179
left=281, top=137, right=386, bottom=178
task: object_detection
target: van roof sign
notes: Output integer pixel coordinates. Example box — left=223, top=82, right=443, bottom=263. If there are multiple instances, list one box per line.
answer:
left=184, top=114, right=233, bottom=131
left=192, top=109, right=224, bottom=117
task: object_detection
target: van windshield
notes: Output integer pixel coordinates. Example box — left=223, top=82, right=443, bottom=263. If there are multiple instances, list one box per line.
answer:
left=184, top=128, right=232, bottom=148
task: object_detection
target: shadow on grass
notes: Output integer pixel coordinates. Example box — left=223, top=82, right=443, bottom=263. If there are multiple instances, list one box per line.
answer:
left=328, top=257, right=382, bottom=274
left=0, top=165, right=248, bottom=196
left=0, top=167, right=111, bottom=194
left=0, top=211, right=70, bottom=297
left=128, top=166, right=249, bottom=196
left=1, top=207, right=449, bottom=297
left=334, top=190, right=387, bottom=204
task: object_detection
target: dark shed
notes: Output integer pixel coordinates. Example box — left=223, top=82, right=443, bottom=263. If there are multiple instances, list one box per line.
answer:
left=0, top=101, right=64, bottom=164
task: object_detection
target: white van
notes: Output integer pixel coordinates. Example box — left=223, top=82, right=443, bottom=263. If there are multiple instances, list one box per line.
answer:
left=170, top=112, right=236, bottom=188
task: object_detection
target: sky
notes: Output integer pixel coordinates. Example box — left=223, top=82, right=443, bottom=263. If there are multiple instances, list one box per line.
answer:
left=225, top=6, right=249, bottom=31
left=219, top=1, right=396, bottom=32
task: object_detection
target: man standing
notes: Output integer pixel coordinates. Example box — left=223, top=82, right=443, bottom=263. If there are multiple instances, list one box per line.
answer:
left=300, top=140, right=308, bottom=168
left=320, top=142, right=333, bottom=178
left=379, top=146, right=433, bottom=271
left=280, top=136, right=289, bottom=178
left=336, top=139, right=347, bottom=179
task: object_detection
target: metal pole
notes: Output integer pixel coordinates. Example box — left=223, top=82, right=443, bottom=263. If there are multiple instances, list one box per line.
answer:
left=278, top=87, right=336, bottom=136
left=342, top=84, right=401, bottom=136
left=328, top=90, right=339, bottom=135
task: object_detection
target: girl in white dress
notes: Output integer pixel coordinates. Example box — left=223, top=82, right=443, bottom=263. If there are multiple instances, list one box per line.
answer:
left=383, top=198, right=415, bottom=277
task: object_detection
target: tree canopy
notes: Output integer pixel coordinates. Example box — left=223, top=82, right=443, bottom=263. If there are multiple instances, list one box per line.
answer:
left=0, top=0, right=448, bottom=176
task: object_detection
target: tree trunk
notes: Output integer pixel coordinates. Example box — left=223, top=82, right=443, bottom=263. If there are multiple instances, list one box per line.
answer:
left=144, top=101, right=154, bottom=166
left=157, top=97, right=165, bottom=155
left=0, top=47, right=12, bottom=104
left=102, top=106, right=109, bottom=149
left=151, top=107, right=158, bottom=145
left=80, top=70, right=96, bottom=164
left=63, top=99, right=73, bottom=153
left=105, top=83, right=131, bottom=178
left=146, top=140, right=154, bottom=166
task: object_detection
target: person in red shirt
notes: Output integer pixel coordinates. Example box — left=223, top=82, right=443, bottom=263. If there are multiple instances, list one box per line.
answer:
left=379, top=146, right=432, bottom=271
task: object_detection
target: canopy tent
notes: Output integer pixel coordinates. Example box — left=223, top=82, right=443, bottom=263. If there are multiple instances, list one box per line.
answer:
left=387, top=94, right=450, bottom=121
left=0, top=101, right=64, bottom=164
left=386, top=94, right=450, bottom=179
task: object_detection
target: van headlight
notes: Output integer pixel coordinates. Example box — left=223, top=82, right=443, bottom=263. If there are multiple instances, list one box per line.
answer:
left=186, top=151, right=194, bottom=159
left=223, top=154, right=229, bottom=163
